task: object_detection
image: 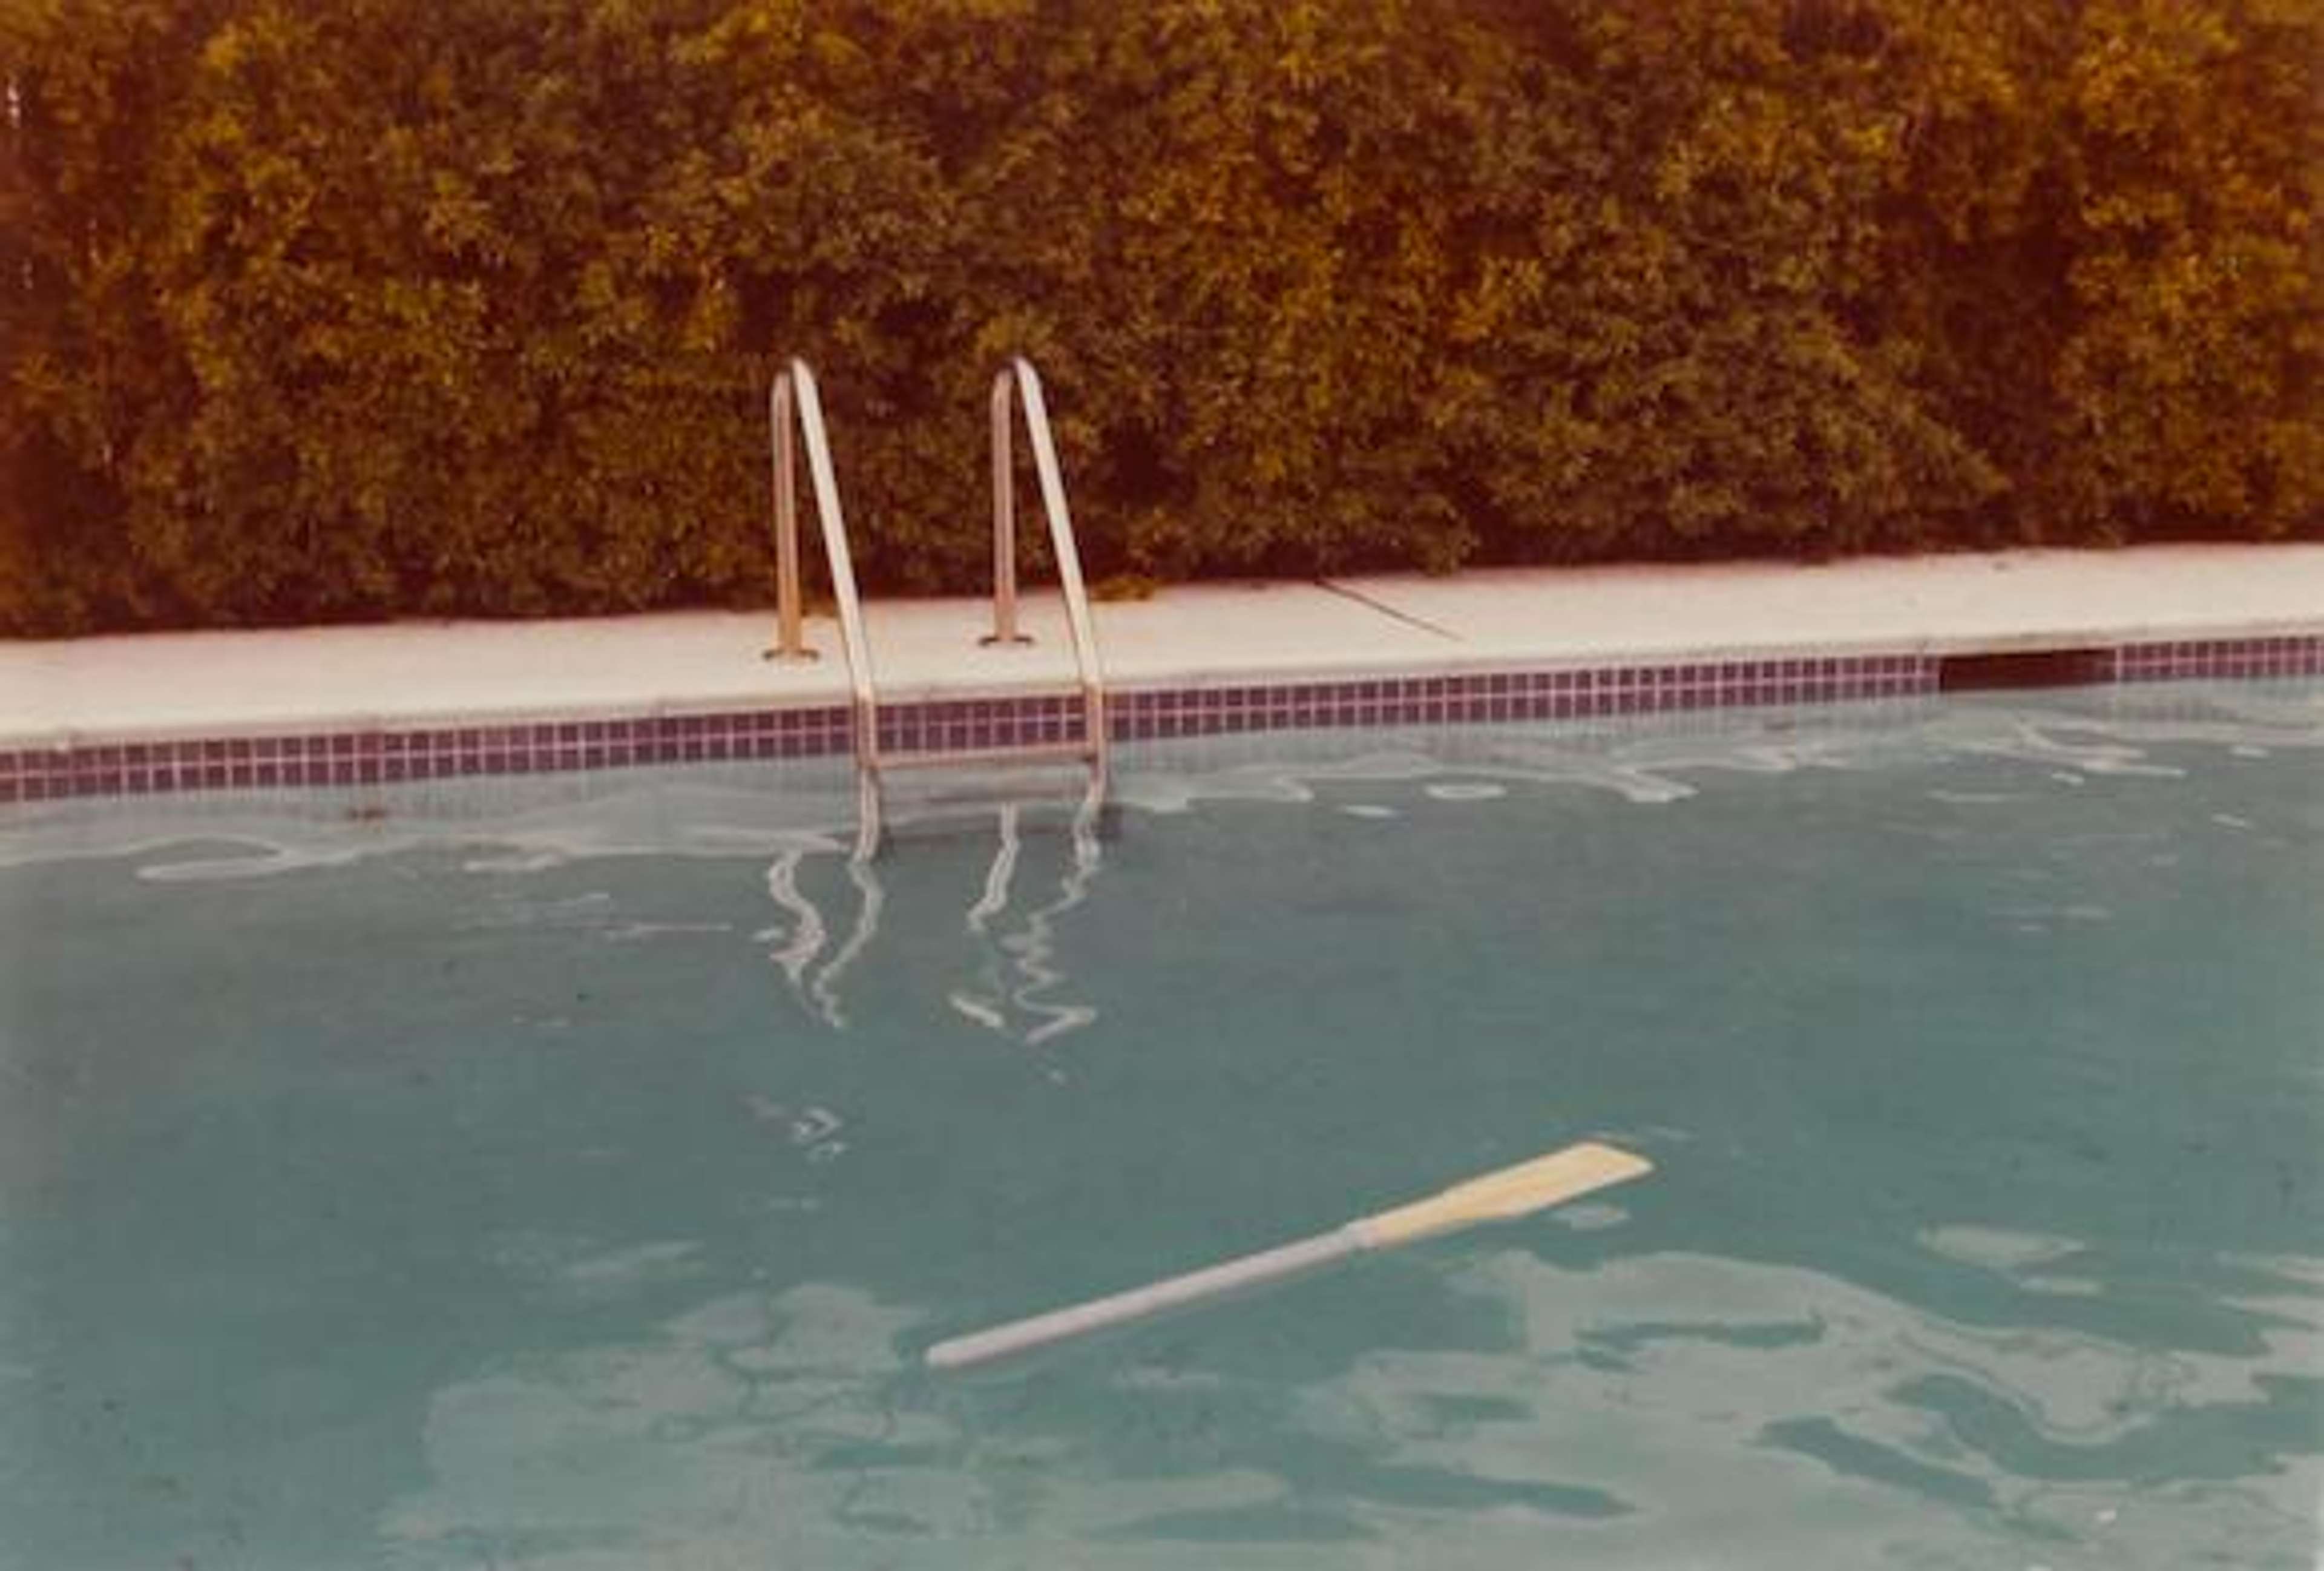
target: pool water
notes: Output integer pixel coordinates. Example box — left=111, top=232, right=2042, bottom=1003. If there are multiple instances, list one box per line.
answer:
left=2, top=683, right=2320, bottom=1569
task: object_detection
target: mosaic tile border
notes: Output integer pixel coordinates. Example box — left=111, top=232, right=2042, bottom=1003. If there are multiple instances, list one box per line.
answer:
left=0, top=709, right=849, bottom=804
left=2110, top=634, right=2324, bottom=684
left=2, top=636, right=2315, bottom=803
left=1110, top=653, right=1934, bottom=740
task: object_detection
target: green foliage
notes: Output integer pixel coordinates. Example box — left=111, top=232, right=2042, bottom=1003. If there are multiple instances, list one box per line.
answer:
left=2, top=0, right=2317, bottom=634
left=2049, top=0, right=2322, bottom=539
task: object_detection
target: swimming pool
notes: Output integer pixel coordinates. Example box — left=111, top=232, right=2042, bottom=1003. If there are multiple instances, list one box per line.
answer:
left=2, top=680, right=2319, bottom=1569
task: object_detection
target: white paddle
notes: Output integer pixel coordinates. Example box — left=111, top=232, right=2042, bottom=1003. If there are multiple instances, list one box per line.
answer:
left=926, top=1141, right=1652, bottom=1371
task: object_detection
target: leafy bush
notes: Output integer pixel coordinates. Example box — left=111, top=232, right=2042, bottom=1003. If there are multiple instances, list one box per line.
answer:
left=2, top=0, right=2316, bottom=634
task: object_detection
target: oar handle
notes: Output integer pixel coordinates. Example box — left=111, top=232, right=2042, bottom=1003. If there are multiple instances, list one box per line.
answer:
left=925, top=1227, right=1360, bottom=1370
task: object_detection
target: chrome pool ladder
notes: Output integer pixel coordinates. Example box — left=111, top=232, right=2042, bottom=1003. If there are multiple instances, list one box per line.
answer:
left=766, top=357, right=1109, bottom=857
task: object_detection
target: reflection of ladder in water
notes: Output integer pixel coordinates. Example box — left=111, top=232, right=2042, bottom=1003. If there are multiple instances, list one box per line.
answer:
left=950, top=800, right=1104, bottom=1049
left=764, top=794, right=1104, bottom=1044
left=765, top=357, right=1110, bottom=859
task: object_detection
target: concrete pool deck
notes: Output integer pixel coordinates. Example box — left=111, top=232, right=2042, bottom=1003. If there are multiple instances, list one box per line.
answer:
left=2, top=542, right=2322, bottom=749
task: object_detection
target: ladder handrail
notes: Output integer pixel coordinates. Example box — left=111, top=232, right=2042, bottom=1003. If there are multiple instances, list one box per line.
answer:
left=990, top=357, right=1109, bottom=772
left=767, top=355, right=1105, bottom=860
left=768, top=359, right=883, bottom=855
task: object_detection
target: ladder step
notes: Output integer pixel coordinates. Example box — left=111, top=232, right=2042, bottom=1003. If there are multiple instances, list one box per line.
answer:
left=875, top=739, right=1100, bottom=772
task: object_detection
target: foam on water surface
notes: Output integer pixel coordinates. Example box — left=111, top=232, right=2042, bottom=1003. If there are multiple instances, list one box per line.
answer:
left=0, top=682, right=2316, bottom=881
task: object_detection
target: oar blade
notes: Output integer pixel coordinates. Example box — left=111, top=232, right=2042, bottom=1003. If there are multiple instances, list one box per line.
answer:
left=1353, top=1141, right=1652, bottom=1249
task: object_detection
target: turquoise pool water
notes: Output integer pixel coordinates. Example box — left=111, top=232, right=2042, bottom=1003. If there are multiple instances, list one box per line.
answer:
left=2, top=682, right=2320, bottom=1569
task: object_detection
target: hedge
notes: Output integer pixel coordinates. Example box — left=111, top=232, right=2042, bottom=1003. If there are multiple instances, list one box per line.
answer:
left=2, top=0, right=2317, bottom=635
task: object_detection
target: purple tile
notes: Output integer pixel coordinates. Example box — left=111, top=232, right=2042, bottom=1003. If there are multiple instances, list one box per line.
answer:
left=11, top=634, right=2297, bottom=802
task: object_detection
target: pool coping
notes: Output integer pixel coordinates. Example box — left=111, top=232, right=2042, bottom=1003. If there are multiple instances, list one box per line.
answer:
left=4, top=544, right=2320, bottom=800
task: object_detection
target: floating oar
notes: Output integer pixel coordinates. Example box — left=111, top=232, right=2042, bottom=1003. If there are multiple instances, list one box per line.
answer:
left=926, top=1141, right=1652, bottom=1371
